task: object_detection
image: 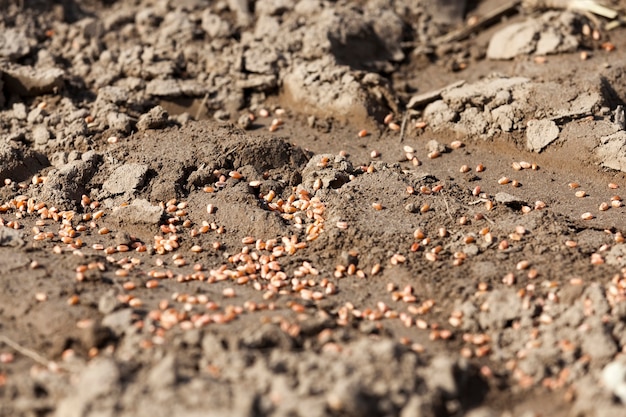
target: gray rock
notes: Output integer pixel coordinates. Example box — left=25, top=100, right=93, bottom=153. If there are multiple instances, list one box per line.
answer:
left=597, top=131, right=626, bottom=172
left=581, top=316, right=617, bottom=362
left=97, top=86, right=129, bottom=104
left=107, top=112, right=133, bottom=133
left=32, top=125, right=51, bottom=145
left=487, top=12, right=580, bottom=60
left=602, top=359, right=626, bottom=403
left=102, top=308, right=134, bottom=337
left=526, top=119, right=559, bottom=152
left=0, top=228, right=25, bottom=247
left=606, top=244, right=626, bottom=267
left=147, top=354, right=178, bottom=389
left=145, top=79, right=208, bottom=97
left=0, top=28, right=31, bottom=60
left=103, top=163, right=148, bottom=195
left=112, top=198, right=164, bottom=225
left=478, top=289, right=522, bottom=330
left=54, top=358, right=120, bottom=417
left=137, top=105, right=169, bottom=130
left=98, top=291, right=121, bottom=315
left=202, top=11, right=232, bottom=38
left=39, top=152, right=101, bottom=207
left=2, top=65, right=64, bottom=96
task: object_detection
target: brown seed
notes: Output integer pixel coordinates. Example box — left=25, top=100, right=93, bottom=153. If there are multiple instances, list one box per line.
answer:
left=371, top=263, right=381, bottom=276
left=511, top=180, right=520, bottom=188
left=428, top=151, right=440, bottom=159
left=389, top=122, right=400, bottom=131
left=608, top=183, right=619, bottom=189
left=67, top=295, right=80, bottom=306
left=460, top=165, right=470, bottom=173
left=384, top=113, right=394, bottom=124
left=358, top=129, right=368, bottom=138
left=568, top=182, right=580, bottom=189
left=370, top=150, right=380, bottom=158
left=581, top=212, right=594, bottom=220
left=415, top=121, right=427, bottom=129
left=450, top=140, right=464, bottom=149
left=575, top=191, right=586, bottom=198
left=420, top=203, right=430, bottom=213
left=476, top=164, right=485, bottom=172
left=599, top=202, right=610, bottom=211
left=372, top=202, right=383, bottom=211
left=98, top=227, right=110, bottom=235
left=498, top=177, right=510, bottom=185
left=512, top=162, right=522, bottom=171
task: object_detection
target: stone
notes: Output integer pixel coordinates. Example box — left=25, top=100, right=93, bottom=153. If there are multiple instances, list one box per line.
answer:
left=597, top=131, right=626, bottom=172
left=526, top=119, right=559, bottom=152
left=112, top=198, right=164, bottom=225
left=137, top=105, right=169, bottom=130
left=103, top=163, right=148, bottom=195
left=0, top=29, right=31, bottom=60
left=2, top=64, right=64, bottom=96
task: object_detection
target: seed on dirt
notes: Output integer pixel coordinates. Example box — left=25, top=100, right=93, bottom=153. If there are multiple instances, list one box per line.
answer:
left=67, top=295, right=80, bottom=306
left=502, top=273, right=515, bottom=286
left=370, top=150, right=380, bottom=158
left=450, top=140, right=464, bottom=149
left=516, top=260, right=530, bottom=270
left=612, top=200, right=623, bottom=208
left=581, top=212, right=594, bottom=220
left=534, top=201, right=546, bottom=210
left=372, top=202, right=383, bottom=211
left=498, top=177, right=510, bottom=185
left=229, top=171, right=242, bottom=179
left=511, top=180, right=520, bottom=188
left=415, top=121, right=427, bottom=129
left=428, top=151, right=440, bottom=159
left=384, top=113, right=394, bottom=124
left=602, top=42, right=616, bottom=52
left=358, top=129, right=368, bottom=138
left=568, top=182, right=580, bottom=189
left=512, top=162, right=522, bottom=171
left=575, top=191, right=586, bottom=198
left=599, top=202, right=610, bottom=211
left=472, top=186, right=481, bottom=196
left=98, top=227, right=109, bottom=235
left=222, top=288, right=235, bottom=298
left=35, top=292, right=47, bottom=302
left=420, top=203, right=430, bottom=213
left=608, top=183, right=619, bottom=189
left=460, top=165, right=470, bottom=173
left=389, top=122, right=400, bottom=131
left=476, top=164, right=485, bottom=172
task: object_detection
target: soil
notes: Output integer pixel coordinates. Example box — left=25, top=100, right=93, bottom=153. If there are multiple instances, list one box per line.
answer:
left=2, top=0, right=626, bottom=416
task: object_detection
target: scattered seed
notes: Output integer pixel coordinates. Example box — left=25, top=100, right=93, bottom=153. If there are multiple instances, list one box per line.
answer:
left=389, top=122, right=400, bottom=131
left=581, top=212, right=594, bottom=220
left=568, top=182, right=580, bottom=189
left=450, top=140, right=464, bottom=149
left=358, top=129, right=368, bottom=138
left=476, top=164, right=485, bottom=172
left=599, top=202, right=610, bottom=211
left=498, top=177, right=510, bottom=185
left=512, top=162, right=522, bottom=171
left=609, top=183, right=619, bottom=189
left=575, top=191, right=586, bottom=198
left=460, top=165, right=470, bottom=173
left=372, top=202, right=383, bottom=211
left=384, top=113, right=394, bottom=124
left=370, top=150, right=380, bottom=158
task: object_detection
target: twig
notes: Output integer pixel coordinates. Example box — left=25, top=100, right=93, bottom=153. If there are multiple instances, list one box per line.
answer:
left=437, top=1, right=521, bottom=44
left=0, top=335, right=60, bottom=370
left=399, top=112, right=408, bottom=143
